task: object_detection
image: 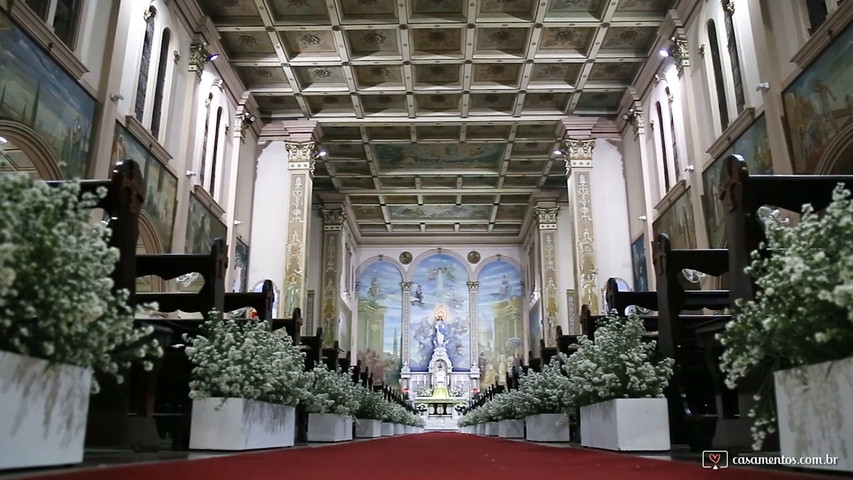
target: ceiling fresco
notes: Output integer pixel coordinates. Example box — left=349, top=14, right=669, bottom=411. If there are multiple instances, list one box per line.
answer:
left=196, top=0, right=674, bottom=238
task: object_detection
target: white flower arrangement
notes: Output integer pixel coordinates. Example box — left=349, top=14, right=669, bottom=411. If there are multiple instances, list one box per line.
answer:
left=184, top=317, right=309, bottom=406
left=353, top=386, right=388, bottom=420
left=718, top=185, right=853, bottom=449
left=563, top=312, right=674, bottom=408
left=0, top=170, right=162, bottom=392
left=516, top=357, right=574, bottom=415
left=305, top=365, right=360, bottom=416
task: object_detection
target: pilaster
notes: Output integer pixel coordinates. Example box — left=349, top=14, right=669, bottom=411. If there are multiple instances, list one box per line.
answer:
left=401, top=281, right=413, bottom=364
left=534, top=204, right=560, bottom=346
left=467, top=281, right=479, bottom=374
left=319, top=206, right=345, bottom=346
left=565, top=138, right=600, bottom=322
left=282, top=137, right=317, bottom=318
left=629, top=100, right=659, bottom=289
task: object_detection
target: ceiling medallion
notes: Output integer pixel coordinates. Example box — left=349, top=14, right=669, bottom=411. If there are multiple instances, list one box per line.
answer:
left=429, top=65, right=447, bottom=75
left=312, top=68, right=332, bottom=78
left=484, top=94, right=500, bottom=103
left=221, top=0, right=239, bottom=7
left=300, top=34, right=321, bottom=46
left=544, top=65, right=564, bottom=76
left=427, top=31, right=448, bottom=43
left=364, top=33, right=386, bottom=45
left=467, top=251, right=481, bottom=264
left=238, top=35, right=258, bottom=47
left=486, top=65, right=505, bottom=75
left=430, top=95, right=446, bottom=103
left=288, top=0, right=310, bottom=6
left=255, top=69, right=273, bottom=78
left=324, top=96, right=340, bottom=104
left=399, top=251, right=413, bottom=265
left=618, top=29, right=639, bottom=43
left=489, top=31, right=511, bottom=43
left=378, top=95, right=393, bottom=104
left=604, top=64, right=621, bottom=75
left=554, top=30, right=576, bottom=44
left=370, top=66, right=391, bottom=77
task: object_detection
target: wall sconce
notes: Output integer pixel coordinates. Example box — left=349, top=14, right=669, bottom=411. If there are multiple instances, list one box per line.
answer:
left=638, top=215, right=648, bottom=221
left=314, top=150, right=328, bottom=159
left=552, top=148, right=566, bottom=156
left=622, top=107, right=644, bottom=139
left=684, top=164, right=695, bottom=172
left=756, top=82, right=771, bottom=92
left=659, top=48, right=671, bottom=58
left=109, top=92, right=124, bottom=103
left=233, top=220, right=242, bottom=226
left=186, top=170, right=197, bottom=178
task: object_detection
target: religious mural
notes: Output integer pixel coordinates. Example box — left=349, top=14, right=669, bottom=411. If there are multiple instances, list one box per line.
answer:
left=232, top=238, right=249, bottom=292
left=373, top=143, right=504, bottom=171
left=388, top=205, right=492, bottom=222
left=476, top=261, right=524, bottom=389
left=111, top=123, right=178, bottom=251
left=357, top=261, right=403, bottom=387
left=185, top=193, right=227, bottom=254
left=783, top=23, right=853, bottom=174
left=702, top=115, right=773, bottom=248
left=409, top=253, right=470, bottom=372
left=653, top=189, right=697, bottom=250
left=0, top=11, right=96, bottom=179
left=631, top=235, right=648, bottom=292
left=338, top=309, right=352, bottom=357
left=528, top=306, right=542, bottom=358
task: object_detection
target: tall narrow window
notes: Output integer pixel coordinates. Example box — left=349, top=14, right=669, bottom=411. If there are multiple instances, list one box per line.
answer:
left=199, top=93, right=213, bottom=187
left=25, top=0, right=82, bottom=47
left=135, top=8, right=156, bottom=122
left=666, top=88, right=682, bottom=180
left=26, top=0, right=49, bottom=19
left=707, top=20, right=730, bottom=131
left=656, top=101, right=671, bottom=191
left=151, top=29, right=171, bottom=139
left=209, top=107, right=223, bottom=197
left=723, top=2, right=745, bottom=113
left=805, top=0, right=829, bottom=34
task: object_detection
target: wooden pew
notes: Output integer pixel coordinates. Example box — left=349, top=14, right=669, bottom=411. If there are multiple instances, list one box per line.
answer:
left=301, top=327, right=324, bottom=370
left=224, top=279, right=275, bottom=319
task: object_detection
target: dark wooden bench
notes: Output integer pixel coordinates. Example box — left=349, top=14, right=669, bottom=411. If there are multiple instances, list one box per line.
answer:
left=224, top=279, right=275, bottom=319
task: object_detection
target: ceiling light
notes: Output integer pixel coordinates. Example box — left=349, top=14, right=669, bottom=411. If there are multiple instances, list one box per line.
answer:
left=317, top=150, right=327, bottom=157
left=553, top=149, right=564, bottom=156
left=659, top=49, right=669, bottom=57
left=207, top=53, right=218, bottom=61
left=0, top=136, right=7, bottom=144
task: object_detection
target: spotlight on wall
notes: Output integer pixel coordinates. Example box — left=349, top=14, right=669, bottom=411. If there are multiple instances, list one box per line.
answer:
left=756, top=82, right=771, bottom=92
left=684, top=164, right=695, bottom=172
left=621, top=107, right=637, bottom=122
left=638, top=215, right=648, bottom=221
left=207, top=53, right=219, bottom=61
left=0, top=136, right=7, bottom=144
left=243, top=114, right=257, bottom=125
left=109, top=92, right=124, bottom=103
left=659, top=48, right=670, bottom=58
left=553, top=148, right=566, bottom=156
left=186, top=170, right=197, bottom=177
left=233, top=220, right=243, bottom=226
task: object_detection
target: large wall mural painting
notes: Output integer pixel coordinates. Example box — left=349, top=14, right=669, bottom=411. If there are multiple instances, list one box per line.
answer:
left=357, top=261, right=403, bottom=387
left=783, top=23, right=853, bottom=174
left=373, top=143, right=504, bottom=172
left=409, top=253, right=470, bottom=372
left=0, top=11, right=96, bottom=179
left=653, top=189, right=697, bottom=250
left=631, top=235, right=648, bottom=292
left=476, top=261, right=523, bottom=389
left=701, top=115, right=773, bottom=248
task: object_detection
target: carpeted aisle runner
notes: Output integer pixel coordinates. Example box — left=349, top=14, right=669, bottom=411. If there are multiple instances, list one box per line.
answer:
left=21, top=433, right=831, bottom=480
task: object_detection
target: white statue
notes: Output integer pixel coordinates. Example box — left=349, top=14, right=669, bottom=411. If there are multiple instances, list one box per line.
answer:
left=433, top=362, right=447, bottom=388
left=434, top=317, right=448, bottom=347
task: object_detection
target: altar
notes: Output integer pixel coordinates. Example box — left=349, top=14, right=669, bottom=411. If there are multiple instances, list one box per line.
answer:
left=400, top=310, right=478, bottom=430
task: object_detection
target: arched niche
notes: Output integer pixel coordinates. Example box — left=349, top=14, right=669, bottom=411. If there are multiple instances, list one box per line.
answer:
left=474, top=258, right=525, bottom=389
left=356, top=258, right=404, bottom=388
left=0, top=120, right=64, bottom=179
left=136, top=210, right=167, bottom=293
left=816, top=122, right=853, bottom=174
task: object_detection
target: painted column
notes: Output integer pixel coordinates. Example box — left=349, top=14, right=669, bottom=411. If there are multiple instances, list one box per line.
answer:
left=565, top=138, right=599, bottom=325
left=535, top=205, right=560, bottom=346
left=319, top=207, right=344, bottom=346
left=282, top=140, right=315, bottom=318
left=630, top=101, right=658, bottom=289
left=467, top=281, right=479, bottom=372
left=401, top=281, right=413, bottom=367
left=520, top=280, right=530, bottom=365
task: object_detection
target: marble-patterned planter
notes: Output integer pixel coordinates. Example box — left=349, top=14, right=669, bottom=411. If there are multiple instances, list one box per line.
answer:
left=0, top=350, right=92, bottom=469
left=381, top=422, right=394, bottom=436
left=580, top=398, right=669, bottom=451
left=308, top=413, right=352, bottom=442
left=499, top=419, right=525, bottom=438
left=525, top=413, right=570, bottom=442
left=190, top=398, right=295, bottom=450
left=355, top=419, right=383, bottom=438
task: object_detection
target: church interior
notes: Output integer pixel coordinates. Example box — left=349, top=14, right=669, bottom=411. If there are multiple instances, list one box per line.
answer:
left=1, top=0, right=852, bottom=478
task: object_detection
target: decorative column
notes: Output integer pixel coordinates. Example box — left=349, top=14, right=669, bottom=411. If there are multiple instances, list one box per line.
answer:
left=319, top=207, right=345, bottom=346
left=535, top=205, right=560, bottom=346
left=628, top=100, right=658, bottom=289
left=401, top=281, right=413, bottom=366
left=282, top=140, right=316, bottom=318
left=467, top=281, right=479, bottom=375
left=565, top=138, right=600, bottom=325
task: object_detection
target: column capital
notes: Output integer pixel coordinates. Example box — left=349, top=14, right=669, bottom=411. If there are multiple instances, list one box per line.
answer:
left=401, top=281, right=414, bottom=291
left=286, top=141, right=317, bottom=173
left=467, top=281, right=479, bottom=291
left=322, top=208, right=345, bottom=230
left=535, top=206, right=560, bottom=230
left=187, top=42, right=211, bottom=76
left=671, top=34, right=690, bottom=73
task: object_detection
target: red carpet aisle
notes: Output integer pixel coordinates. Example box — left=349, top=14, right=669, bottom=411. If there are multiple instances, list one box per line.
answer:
left=22, top=433, right=830, bottom=480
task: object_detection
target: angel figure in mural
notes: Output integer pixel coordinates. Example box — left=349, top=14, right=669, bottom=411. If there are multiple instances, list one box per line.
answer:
left=368, top=277, right=381, bottom=299
left=411, top=284, right=424, bottom=306
left=497, top=274, right=511, bottom=298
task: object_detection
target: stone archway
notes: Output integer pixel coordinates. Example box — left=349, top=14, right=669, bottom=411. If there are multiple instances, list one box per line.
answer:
left=0, top=120, right=63, bottom=179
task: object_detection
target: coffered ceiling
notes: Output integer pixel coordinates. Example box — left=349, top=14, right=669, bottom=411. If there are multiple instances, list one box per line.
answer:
left=196, top=0, right=673, bottom=240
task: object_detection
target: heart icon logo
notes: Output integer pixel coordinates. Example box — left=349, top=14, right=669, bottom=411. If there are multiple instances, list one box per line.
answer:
left=709, top=454, right=720, bottom=464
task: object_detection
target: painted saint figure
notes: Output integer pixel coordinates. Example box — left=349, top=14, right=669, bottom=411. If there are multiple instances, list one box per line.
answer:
left=434, top=317, right=448, bottom=347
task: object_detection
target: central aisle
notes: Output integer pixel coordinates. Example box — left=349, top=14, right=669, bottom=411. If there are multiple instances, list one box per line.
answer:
left=27, top=433, right=830, bottom=480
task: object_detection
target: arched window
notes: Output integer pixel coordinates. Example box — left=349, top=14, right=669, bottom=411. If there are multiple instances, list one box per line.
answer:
left=199, top=93, right=213, bottom=186
left=707, top=20, right=729, bottom=131
left=209, top=107, right=223, bottom=197
left=135, top=7, right=157, bottom=122
left=666, top=87, right=682, bottom=180
left=151, top=28, right=171, bottom=139
left=722, top=2, right=745, bottom=113
left=655, top=101, right=671, bottom=191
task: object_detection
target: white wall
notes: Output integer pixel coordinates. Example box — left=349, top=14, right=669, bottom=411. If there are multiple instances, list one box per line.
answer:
left=246, top=142, right=289, bottom=294
left=622, top=129, right=645, bottom=241
left=77, top=0, right=112, bottom=91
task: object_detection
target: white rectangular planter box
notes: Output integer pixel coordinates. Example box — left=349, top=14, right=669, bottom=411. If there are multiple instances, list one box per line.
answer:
left=477, top=423, right=486, bottom=435
left=486, top=422, right=499, bottom=436
left=308, top=413, right=352, bottom=442
left=499, top=419, right=525, bottom=438
left=0, top=350, right=92, bottom=470
left=381, top=422, right=394, bottom=436
left=580, top=398, right=670, bottom=451
left=775, top=356, right=853, bottom=472
left=525, top=413, right=571, bottom=442
left=355, top=419, right=383, bottom=438
left=394, top=423, right=404, bottom=435
left=189, top=398, right=295, bottom=450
